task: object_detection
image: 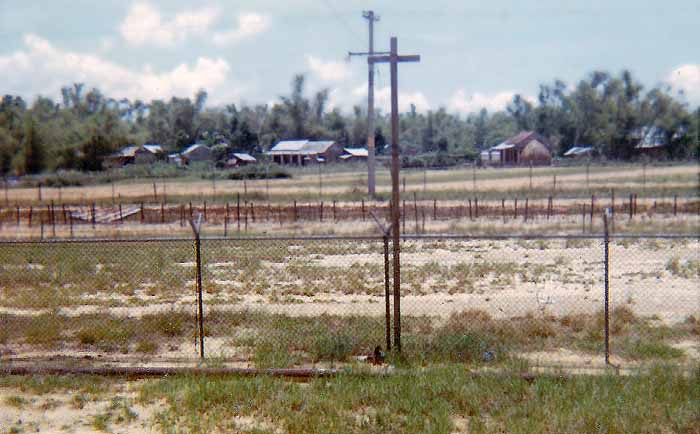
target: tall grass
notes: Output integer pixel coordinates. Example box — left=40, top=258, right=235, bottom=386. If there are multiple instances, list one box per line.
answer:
left=138, top=364, right=700, bottom=434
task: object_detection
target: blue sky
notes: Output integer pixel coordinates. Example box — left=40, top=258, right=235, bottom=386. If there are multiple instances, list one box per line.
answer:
left=1, top=0, right=698, bottom=114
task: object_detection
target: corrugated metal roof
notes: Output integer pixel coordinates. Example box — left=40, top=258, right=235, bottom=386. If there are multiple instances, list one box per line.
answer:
left=635, top=126, right=667, bottom=149
left=499, top=131, right=553, bottom=151
left=269, top=140, right=309, bottom=152
left=563, top=146, right=593, bottom=157
left=491, top=143, right=515, bottom=151
left=119, top=146, right=139, bottom=157
left=268, top=140, right=335, bottom=155
left=343, top=147, right=369, bottom=157
left=302, top=141, right=335, bottom=153
left=143, top=144, right=163, bottom=154
left=232, top=153, right=256, bottom=162
left=182, top=144, right=209, bottom=155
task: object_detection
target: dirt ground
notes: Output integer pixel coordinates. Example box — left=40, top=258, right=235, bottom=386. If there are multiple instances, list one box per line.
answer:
left=0, top=383, right=156, bottom=434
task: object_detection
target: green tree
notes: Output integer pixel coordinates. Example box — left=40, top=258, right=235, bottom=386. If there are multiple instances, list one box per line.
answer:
left=0, top=127, right=19, bottom=175
left=79, top=132, right=111, bottom=171
left=280, top=74, right=310, bottom=139
left=20, top=115, right=45, bottom=174
left=507, top=94, right=535, bottom=131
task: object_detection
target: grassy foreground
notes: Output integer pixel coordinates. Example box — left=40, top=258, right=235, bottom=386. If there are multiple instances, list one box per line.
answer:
left=139, top=366, right=700, bottom=434
left=1, top=365, right=698, bottom=433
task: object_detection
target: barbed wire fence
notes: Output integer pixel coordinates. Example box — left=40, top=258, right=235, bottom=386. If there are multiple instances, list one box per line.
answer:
left=0, top=230, right=698, bottom=371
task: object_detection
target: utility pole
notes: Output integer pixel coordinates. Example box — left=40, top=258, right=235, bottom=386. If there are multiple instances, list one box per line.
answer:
left=349, top=11, right=385, bottom=198
left=369, top=37, right=420, bottom=352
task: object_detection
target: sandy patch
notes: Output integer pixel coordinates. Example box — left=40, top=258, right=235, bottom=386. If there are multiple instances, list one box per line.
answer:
left=0, top=386, right=157, bottom=434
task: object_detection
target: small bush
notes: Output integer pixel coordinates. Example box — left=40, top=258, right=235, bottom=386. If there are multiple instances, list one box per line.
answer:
left=135, top=340, right=158, bottom=354
left=143, top=312, right=185, bottom=337
left=443, top=309, right=493, bottom=333
left=4, top=395, right=28, bottom=408
left=623, top=339, right=685, bottom=360
left=226, top=163, right=291, bottom=180
left=253, top=341, right=300, bottom=368
left=313, top=333, right=354, bottom=362
left=607, top=306, right=639, bottom=335
left=666, top=257, right=700, bottom=279
left=24, top=314, right=62, bottom=346
left=429, top=333, right=492, bottom=362
left=76, top=321, right=135, bottom=352
left=559, top=314, right=590, bottom=333
left=521, top=317, right=557, bottom=339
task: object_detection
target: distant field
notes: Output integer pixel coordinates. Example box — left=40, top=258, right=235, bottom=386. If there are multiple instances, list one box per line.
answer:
left=4, top=163, right=699, bottom=205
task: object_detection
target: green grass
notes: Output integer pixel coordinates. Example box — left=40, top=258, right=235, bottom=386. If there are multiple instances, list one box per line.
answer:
left=89, top=397, right=139, bottom=431
left=135, top=339, right=159, bottom=354
left=23, top=313, right=62, bottom=346
left=0, top=375, right=109, bottom=395
left=92, top=412, right=111, bottom=432
left=2, top=306, right=696, bottom=367
left=137, top=364, right=700, bottom=434
left=3, top=395, right=28, bottom=408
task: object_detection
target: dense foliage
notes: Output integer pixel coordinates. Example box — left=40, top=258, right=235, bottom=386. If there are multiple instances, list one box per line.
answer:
left=1, top=70, right=698, bottom=176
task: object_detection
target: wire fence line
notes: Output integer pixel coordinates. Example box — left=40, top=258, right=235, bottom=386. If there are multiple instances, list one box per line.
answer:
left=0, top=233, right=698, bottom=370
left=1, top=194, right=698, bottom=236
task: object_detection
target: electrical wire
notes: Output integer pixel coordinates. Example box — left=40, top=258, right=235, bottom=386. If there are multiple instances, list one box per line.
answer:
left=320, top=0, right=365, bottom=45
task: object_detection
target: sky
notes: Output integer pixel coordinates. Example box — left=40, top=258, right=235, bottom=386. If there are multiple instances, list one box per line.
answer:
left=1, top=0, right=699, bottom=115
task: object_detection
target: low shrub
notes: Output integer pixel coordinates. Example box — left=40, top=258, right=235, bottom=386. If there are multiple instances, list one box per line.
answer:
left=226, top=163, right=291, bottom=180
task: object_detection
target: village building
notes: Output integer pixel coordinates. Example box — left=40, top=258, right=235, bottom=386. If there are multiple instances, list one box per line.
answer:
left=168, top=153, right=184, bottom=166
left=481, top=131, right=553, bottom=166
left=103, top=144, right=164, bottom=168
left=181, top=144, right=213, bottom=164
left=224, top=153, right=257, bottom=168
left=339, top=147, right=369, bottom=162
left=266, top=140, right=342, bottom=165
left=633, top=126, right=667, bottom=158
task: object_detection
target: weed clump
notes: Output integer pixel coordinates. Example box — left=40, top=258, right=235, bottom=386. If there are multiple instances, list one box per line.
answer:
left=666, top=257, right=700, bottom=279
left=24, top=313, right=62, bottom=346
left=143, top=312, right=187, bottom=337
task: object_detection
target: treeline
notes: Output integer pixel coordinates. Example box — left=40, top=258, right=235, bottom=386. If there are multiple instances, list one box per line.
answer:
left=1, top=70, right=698, bottom=176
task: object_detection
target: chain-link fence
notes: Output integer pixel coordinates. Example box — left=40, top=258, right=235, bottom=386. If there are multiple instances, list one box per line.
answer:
left=1, top=234, right=698, bottom=370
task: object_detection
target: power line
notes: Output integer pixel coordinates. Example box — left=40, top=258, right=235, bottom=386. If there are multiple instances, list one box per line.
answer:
left=320, top=0, right=365, bottom=44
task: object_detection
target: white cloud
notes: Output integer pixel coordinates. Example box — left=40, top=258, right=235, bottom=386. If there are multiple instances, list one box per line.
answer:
left=120, top=1, right=218, bottom=47
left=0, top=34, right=236, bottom=104
left=213, top=13, right=270, bottom=46
left=305, top=55, right=351, bottom=83
left=448, top=89, right=519, bottom=114
left=353, top=83, right=430, bottom=113
left=667, top=64, right=700, bottom=105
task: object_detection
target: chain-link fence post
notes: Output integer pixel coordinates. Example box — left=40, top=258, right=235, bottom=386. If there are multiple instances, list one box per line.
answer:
left=603, top=211, right=610, bottom=365
left=189, top=216, right=205, bottom=359
left=383, top=234, right=391, bottom=351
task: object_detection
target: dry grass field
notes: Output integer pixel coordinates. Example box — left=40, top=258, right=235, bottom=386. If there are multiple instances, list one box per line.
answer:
left=4, top=163, right=700, bottom=205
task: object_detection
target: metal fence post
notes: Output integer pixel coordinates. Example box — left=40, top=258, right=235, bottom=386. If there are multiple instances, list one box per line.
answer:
left=603, top=211, right=610, bottom=366
left=189, top=216, right=205, bottom=359
left=383, top=234, right=391, bottom=351
left=369, top=209, right=393, bottom=353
